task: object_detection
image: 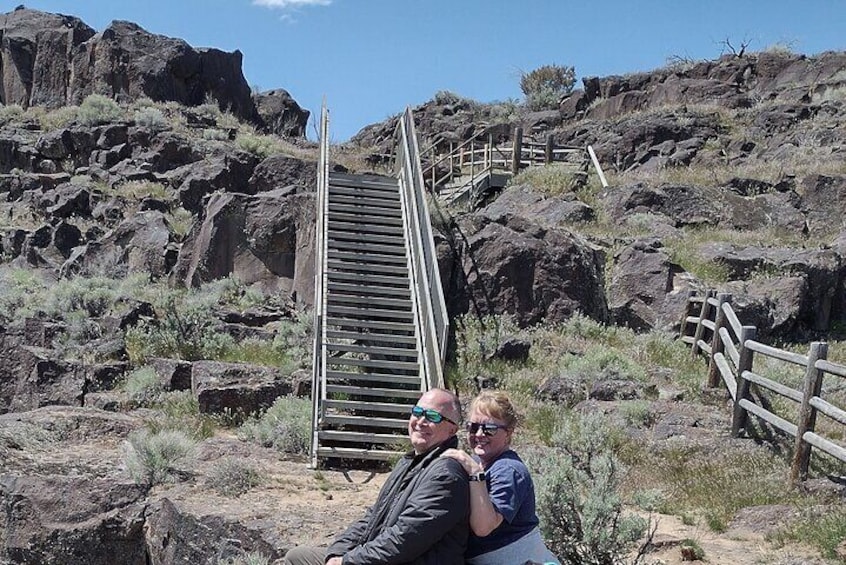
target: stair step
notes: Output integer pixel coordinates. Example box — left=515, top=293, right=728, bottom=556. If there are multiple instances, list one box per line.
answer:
left=330, top=172, right=398, bottom=190
left=328, top=231, right=405, bottom=246
left=330, top=186, right=402, bottom=201
left=327, top=305, right=414, bottom=321
left=327, top=250, right=408, bottom=265
left=318, top=430, right=408, bottom=444
left=326, top=357, right=419, bottom=372
left=328, top=220, right=404, bottom=237
left=327, top=282, right=411, bottom=298
left=328, top=294, right=412, bottom=310
left=325, top=329, right=417, bottom=345
left=316, top=446, right=405, bottom=461
left=325, top=318, right=416, bottom=333
left=325, top=343, right=417, bottom=358
left=325, top=384, right=422, bottom=398
left=331, top=240, right=407, bottom=256
left=329, top=203, right=402, bottom=218
left=326, top=370, right=421, bottom=385
left=324, top=399, right=415, bottom=413
left=327, top=261, right=409, bottom=276
left=322, top=414, right=408, bottom=429
left=329, top=194, right=402, bottom=210
left=328, top=212, right=403, bottom=227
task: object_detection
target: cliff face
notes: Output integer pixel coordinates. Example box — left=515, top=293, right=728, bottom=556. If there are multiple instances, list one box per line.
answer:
left=0, top=7, right=309, bottom=136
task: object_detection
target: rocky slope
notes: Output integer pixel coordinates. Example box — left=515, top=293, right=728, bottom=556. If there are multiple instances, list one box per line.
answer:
left=1, top=6, right=846, bottom=564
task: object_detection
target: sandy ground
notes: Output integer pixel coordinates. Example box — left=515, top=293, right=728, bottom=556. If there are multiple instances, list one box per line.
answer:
left=0, top=407, right=836, bottom=564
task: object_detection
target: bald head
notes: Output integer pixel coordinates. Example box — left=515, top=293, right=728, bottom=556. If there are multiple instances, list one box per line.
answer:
left=408, top=388, right=462, bottom=454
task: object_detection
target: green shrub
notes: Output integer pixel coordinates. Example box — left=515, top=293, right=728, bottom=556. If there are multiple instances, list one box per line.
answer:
left=77, top=94, right=124, bottom=126
left=238, top=396, right=311, bottom=455
left=236, top=133, right=282, bottom=159
left=202, top=128, right=231, bottom=141
left=680, top=538, right=706, bottom=561
left=125, top=293, right=234, bottom=362
left=123, top=428, right=196, bottom=485
left=217, top=553, right=271, bottom=565
left=165, top=206, right=195, bottom=240
left=40, top=275, right=120, bottom=319
left=206, top=457, right=264, bottom=497
left=35, top=105, right=79, bottom=129
left=0, top=269, right=46, bottom=319
left=123, top=366, right=165, bottom=406
left=133, top=106, right=168, bottom=130
left=145, top=391, right=216, bottom=440
left=769, top=507, right=846, bottom=560
left=520, top=64, right=576, bottom=111
left=525, top=412, right=645, bottom=564
left=0, top=104, right=24, bottom=126
left=511, top=163, right=583, bottom=196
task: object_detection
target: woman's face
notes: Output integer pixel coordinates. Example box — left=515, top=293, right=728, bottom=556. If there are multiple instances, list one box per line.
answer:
left=467, top=408, right=512, bottom=467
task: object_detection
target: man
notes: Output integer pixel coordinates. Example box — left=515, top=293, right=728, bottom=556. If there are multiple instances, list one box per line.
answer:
left=284, top=388, right=470, bottom=565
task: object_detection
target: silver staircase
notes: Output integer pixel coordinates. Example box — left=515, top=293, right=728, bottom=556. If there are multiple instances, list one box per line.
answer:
left=310, top=106, right=448, bottom=467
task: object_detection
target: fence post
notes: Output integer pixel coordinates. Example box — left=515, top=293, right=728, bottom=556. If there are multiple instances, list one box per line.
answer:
left=545, top=135, right=554, bottom=164
left=511, top=127, right=523, bottom=175
left=731, top=325, right=757, bottom=437
left=790, top=341, right=828, bottom=482
left=707, top=293, right=733, bottom=387
left=691, top=290, right=716, bottom=358
left=678, top=290, right=697, bottom=341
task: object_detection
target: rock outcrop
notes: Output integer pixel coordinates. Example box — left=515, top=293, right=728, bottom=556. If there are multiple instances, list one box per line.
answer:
left=0, top=7, right=308, bottom=135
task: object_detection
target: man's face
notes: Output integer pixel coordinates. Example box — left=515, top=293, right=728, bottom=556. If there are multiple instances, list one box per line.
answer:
left=408, top=390, right=458, bottom=455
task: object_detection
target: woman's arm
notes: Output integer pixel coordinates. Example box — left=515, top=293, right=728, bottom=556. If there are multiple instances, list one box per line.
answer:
left=441, top=449, right=503, bottom=536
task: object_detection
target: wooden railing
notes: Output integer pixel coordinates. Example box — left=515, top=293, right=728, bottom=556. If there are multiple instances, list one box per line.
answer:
left=395, top=107, right=448, bottom=389
left=310, top=103, right=330, bottom=468
left=419, top=126, right=600, bottom=196
left=680, top=291, right=846, bottom=482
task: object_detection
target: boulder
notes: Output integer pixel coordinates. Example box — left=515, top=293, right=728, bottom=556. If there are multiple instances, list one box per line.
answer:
left=0, top=345, right=86, bottom=413
left=177, top=149, right=259, bottom=212
left=0, top=475, right=148, bottom=565
left=452, top=218, right=608, bottom=327
left=144, top=498, right=283, bottom=565
left=798, top=174, right=846, bottom=236
left=603, top=183, right=722, bottom=227
left=481, top=185, right=594, bottom=227
left=61, top=210, right=173, bottom=278
left=248, top=154, right=317, bottom=194
left=253, top=88, right=310, bottom=138
left=191, top=361, right=294, bottom=417
left=608, top=238, right=693, bottom=332
left=175, top=189, right=316, bottom=304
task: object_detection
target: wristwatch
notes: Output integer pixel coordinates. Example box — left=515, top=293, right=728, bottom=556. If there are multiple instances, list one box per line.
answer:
left=468, top=471, right=487, bottom=482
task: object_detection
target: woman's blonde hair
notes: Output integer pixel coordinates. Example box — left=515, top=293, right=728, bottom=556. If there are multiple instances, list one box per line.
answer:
left=470, top=390, right=519, bottom=430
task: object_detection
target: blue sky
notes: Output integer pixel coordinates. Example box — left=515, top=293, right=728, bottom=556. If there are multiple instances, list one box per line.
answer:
left=9, top=1, right=846, bottom=141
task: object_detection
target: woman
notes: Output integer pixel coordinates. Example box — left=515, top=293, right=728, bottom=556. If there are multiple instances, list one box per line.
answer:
left=442, top=391, right=558, bottom=565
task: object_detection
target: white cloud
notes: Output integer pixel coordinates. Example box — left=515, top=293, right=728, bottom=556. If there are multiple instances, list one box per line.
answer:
left=253, top=0, right=331, bottom=8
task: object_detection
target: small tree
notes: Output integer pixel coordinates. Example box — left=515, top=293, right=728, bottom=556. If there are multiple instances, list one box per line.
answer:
left=520, top=64, right=577, bottom=111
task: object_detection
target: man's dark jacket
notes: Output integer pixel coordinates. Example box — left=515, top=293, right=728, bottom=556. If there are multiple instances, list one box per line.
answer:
left=326, top=436, right=470, bottom=565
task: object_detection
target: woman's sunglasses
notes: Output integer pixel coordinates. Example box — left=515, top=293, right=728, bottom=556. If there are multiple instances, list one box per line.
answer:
left=411, top=405, right=457, bottom=425
left=466, top=422, right=507, bottom=437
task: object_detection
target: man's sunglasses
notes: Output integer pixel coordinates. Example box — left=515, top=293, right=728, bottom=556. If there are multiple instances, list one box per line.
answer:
left=410, top=405, right=458, bottom=425
left=466, top=422, right=507, bottom=437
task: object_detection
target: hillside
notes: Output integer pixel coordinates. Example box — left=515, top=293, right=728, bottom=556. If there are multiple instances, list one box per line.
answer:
left=1, top=7, right=846, bottom=565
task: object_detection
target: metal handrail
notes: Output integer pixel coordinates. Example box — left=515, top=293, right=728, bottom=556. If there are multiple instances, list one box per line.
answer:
left=396, top=107, right=448, bottom=389
left=309, top=103, right=330, bottom=467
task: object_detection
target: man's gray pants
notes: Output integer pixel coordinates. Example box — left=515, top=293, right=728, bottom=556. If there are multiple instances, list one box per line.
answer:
left=282, top=546, right=327, bottom=565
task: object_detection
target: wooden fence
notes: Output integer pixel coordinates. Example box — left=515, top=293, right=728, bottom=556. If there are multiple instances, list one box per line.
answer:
left=419, top=126, right=608, bottom=196
left=680, top=290, right=846, bottom=482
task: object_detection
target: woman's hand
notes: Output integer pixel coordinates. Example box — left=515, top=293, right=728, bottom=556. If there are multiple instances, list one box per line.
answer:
left=441, top=448, right=482, bottom=475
